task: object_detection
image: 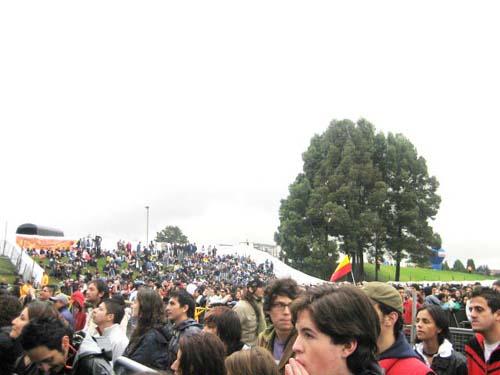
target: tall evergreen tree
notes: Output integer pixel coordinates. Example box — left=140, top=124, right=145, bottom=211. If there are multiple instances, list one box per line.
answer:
left=276, top=119, right=441, bottom=281
left=384, top=133, right=441, bottom=281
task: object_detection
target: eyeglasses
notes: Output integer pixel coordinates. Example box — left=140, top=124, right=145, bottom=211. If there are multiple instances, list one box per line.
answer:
left=271, top=302, right=292, bottom=311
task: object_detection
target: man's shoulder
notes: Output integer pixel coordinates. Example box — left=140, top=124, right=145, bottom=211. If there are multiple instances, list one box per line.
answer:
left=74, top=353, right=113, bottom=375
left=380, top=357, right=433, bottom=374
left=465, top=333, right=484, bottom=355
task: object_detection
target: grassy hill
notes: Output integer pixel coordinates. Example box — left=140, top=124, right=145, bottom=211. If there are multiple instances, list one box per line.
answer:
left=364, top=263, right=496, bottom=282
left=0, top=256, right=18, bottom=284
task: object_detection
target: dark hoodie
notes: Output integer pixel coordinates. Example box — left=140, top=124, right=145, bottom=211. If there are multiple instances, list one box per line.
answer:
left=378, top=332, right=434, bottom=375
left=166, top=318, right=203, bottom=368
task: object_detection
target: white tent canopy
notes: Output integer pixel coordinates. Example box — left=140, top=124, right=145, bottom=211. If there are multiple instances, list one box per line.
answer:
left=215, top=243, right=327, bottom=285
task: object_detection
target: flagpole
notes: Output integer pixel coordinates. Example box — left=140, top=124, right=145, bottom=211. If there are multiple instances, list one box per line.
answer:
left=350, top=254, right=356, bottom=285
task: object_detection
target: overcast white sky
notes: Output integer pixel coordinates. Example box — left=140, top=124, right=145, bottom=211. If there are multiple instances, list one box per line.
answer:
left=1, top=1, right=499, bottom=270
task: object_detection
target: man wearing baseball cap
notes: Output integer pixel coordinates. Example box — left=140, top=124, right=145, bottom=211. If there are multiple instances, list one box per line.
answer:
left=50, top=294, right=75, bottom=329
left=362, top=282, right=433, bottom=375
left=233, top=277, right=266, bottom=347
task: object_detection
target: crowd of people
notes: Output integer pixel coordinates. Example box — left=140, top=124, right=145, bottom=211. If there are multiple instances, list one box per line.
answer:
left=0, top=241, right=499, bottom=375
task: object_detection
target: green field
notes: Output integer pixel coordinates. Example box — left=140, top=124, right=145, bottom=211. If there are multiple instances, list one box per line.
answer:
left=364, top=263, right=496, bottom=282
left=0, top=256, right=18, bottom=284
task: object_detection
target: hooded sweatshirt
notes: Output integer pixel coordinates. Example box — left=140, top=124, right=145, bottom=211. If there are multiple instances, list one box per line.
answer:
left=378, top=332, right=434, bottom=375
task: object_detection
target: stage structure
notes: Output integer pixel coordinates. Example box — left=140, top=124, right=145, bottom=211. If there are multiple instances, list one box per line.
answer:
left=16, top=223, right=75, bottom=251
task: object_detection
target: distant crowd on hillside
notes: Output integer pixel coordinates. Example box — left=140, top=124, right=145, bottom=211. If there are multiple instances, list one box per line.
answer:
left=0, top=240, right=499, bottom=375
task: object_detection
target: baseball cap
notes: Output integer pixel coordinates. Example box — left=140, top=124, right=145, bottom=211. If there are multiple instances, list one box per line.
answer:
left=50, top=294, right=69, bottom=306
left=362, top=282, right=403, bottom=313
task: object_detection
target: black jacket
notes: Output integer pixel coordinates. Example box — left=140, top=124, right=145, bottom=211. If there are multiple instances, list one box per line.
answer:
left=430, top=352, right=467, bottom=375
left=0, top=326, right=23, bottom=374
left=166, top=319, right=203, bottom=368
left=415, top=339, right=467, bottom=375
left=124, top=325, right=172, bottom=370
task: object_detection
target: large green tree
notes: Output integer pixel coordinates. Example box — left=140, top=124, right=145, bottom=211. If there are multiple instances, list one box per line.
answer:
left=383, top=133, right=441, bottom=281
left=155, top=225, right=188, bottom=244
left=276, top=119, right=441, bottom=281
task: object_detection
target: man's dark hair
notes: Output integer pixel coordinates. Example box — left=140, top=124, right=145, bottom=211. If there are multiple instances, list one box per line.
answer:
left=19, top=317, right=72, bottom=352
left=102, top=299, right=125, bottom=324
left=89, top=279, right=109, bottom=300
left=263, top=278, right=300, bottom=312
left=43, top=285, right=57, bottom=295
left=110, top=293, right=126, bottom=306
left=471, top=287, right=499, bottom=313
left=0, top=294, right=22, bottom=327
left=377, top=301, right=404, bottom=339
left=204, top=306, right=242, bottom=355
left=169, top=289, right=196, bottom=319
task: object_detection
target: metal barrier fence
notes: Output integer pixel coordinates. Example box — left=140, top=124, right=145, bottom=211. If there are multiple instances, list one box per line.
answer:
left=114, top=356, right=159, bottom=375
left=1, top=240, right=44, bottom=284
left=404, top=325, right=474, bottom=354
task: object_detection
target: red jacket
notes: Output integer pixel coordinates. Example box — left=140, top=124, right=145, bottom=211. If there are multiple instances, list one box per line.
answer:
left=403, top=298, right=422, bottom=324
left=378, top=332, right=434, bottom=375
left=380, top=357, right=435, bottom=375
left=465, top=333, right=500, bottom=374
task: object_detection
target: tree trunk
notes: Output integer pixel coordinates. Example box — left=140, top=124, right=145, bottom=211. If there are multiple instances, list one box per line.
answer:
left=395, top=250, right=401, bottom=281
left=375, top=245, right=379, bottom=281
left=358, top=249, right=364, bottom=282
left=395, top=226, right=402, bottom=282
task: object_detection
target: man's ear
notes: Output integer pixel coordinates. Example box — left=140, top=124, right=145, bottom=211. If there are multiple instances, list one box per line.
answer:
left=62, top=335, right=70, bottom=352
left=341, top=340, right=357, bottom=358
left=182, top=304, right=189, bottom=314
left=494, top=309, right=500, bottom=323
left=386, top=311, right=399, bottom=327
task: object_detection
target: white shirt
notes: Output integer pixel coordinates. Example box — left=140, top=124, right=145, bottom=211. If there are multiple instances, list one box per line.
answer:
left=484, top=341, right=500, bottom=363
left=100, top=324, right=130, bottom=364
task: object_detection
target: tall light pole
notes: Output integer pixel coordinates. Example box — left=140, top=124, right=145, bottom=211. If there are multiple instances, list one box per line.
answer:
left=145, top=206, right=150, bottom=246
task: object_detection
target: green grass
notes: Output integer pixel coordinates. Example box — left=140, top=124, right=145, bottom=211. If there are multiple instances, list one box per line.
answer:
left=37, top=256, right=140, bottom=282
left=0, top=256, right=18, bottom=284
left=364, top=263, right=496, bottom=282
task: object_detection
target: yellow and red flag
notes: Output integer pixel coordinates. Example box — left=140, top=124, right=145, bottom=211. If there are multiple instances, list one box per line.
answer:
left=330, top=255, right=352, bottom=282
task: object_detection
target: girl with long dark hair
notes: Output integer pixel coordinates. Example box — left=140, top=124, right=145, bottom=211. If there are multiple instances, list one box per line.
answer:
left=414, top=305, right=467, bottom=375
left=124, top=288, right=171, bottom=370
